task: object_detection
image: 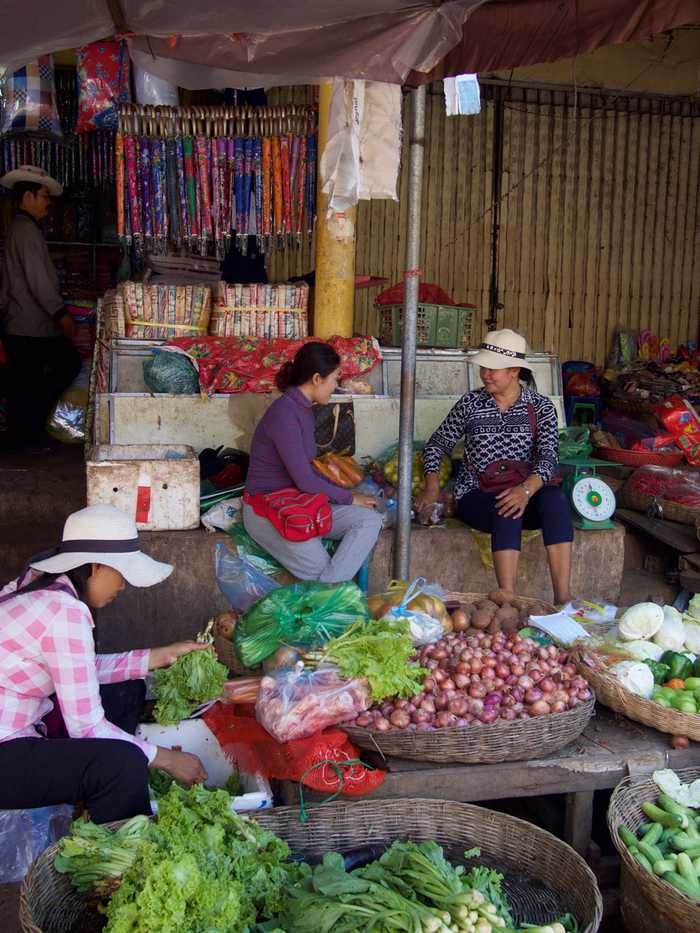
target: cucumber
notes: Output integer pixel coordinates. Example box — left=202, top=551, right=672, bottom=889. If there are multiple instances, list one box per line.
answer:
left=619, top=825, right=639, bottom=849
left=642, top=803, right=684, bottom=829
left=662, top=871, right=700, bottom=900
left=637, top=841, right=664, bottom=865
left=653, top=859, right=677, bottom=876
left=669, top=832, right=700, bottom=853
left=677, top=853, right=699, bottom=887
left=632, top=850, right=653, bottom=873
left=640, top=822, right=664, bottom=846
left=657, top=794, right=691, bottom=829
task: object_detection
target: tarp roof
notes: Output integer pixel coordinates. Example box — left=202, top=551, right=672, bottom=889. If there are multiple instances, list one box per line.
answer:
left=1, top=0, right=696, bottom=87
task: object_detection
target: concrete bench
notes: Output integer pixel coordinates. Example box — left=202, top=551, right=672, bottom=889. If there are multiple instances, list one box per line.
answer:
left=96, top=522, right=625, bottom=653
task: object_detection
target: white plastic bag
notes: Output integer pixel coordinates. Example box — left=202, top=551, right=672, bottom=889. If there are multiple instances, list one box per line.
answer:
left=133, top=65, right=179, bottom=107
left=0, top=806, right=73, bottom=882
left=202, top=498, right=243, bottom=533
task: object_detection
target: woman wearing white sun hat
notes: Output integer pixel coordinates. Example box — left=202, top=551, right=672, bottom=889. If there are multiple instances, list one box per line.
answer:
left=416, top=329, right=574, bottom=605
left=0, top=504, right=209, bottom=823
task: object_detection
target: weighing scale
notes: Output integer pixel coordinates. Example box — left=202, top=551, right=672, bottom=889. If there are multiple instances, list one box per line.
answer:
left=559, top=455, right=620, bottom=530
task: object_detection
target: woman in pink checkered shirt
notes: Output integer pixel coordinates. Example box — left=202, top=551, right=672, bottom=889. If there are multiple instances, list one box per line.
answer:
left=0, top=505, right=210, bottom=823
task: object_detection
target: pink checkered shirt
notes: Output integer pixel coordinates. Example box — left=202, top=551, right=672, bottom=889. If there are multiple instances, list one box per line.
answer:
left=0, top=571, right=156, bottom=763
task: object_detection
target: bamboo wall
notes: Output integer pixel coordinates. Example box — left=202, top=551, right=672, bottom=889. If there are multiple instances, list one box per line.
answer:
left=269, top=84, right=700, bottom=365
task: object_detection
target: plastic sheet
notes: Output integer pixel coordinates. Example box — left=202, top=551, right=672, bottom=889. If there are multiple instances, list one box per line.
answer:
left=0, top=56, right=61, bottom=136
left=214, top=543, right=280, bottom=613
left=75, top=40, right=130, bottom=133
left=0, top=805, right=73, bottom=883
left=235, top=580, right=369, bottom=668
left=256, top=664, right=369, bottom=742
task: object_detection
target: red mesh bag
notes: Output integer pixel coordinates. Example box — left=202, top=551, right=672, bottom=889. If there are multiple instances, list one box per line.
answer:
left=202, top=703, right=385, bottom=799
left=375, top=282, right=457, bottom=306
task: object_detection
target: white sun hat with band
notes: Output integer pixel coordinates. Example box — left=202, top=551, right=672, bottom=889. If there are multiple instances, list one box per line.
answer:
left=470, top=328, right=529, bottom=370
left=0, top=164, right=63, bottom=196
left=30, top=504, right=172, bottom=587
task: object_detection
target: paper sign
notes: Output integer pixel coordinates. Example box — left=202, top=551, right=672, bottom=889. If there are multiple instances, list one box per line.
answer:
left=528, top=612, right=591, bottom=646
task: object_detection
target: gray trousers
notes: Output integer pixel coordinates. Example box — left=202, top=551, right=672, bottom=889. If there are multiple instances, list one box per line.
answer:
left=242, top=502, right=382, bottom=583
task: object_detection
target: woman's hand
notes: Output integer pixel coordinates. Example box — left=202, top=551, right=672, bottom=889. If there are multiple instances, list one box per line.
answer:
left=148, top=641, right=209, bottom=671
left=352, top=493, right=377, bottom=509
left=151, top=747, right=208, bottom=787
left=496, top=485, right=529, bottom=519
left=414, top=475, right=440, bottom=513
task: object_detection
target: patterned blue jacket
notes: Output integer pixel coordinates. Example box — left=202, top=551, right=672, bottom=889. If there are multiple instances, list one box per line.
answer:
left=423, top=387, right=559, bottom=500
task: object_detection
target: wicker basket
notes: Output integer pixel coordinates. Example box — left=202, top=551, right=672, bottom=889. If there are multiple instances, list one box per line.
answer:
left=620, top=862, right=687, bottom=933
left=20, top=799, right=603, bottom=933
left=443, top=591, right=557, bottom=617
left=595, top=445, right=684, bottom=468
left=343, top=697, right=594, bottom=764
left=572, top=647, right=700, bottom=740
left=618, top=486, right=700, bottom=527
left=344, top=590, right=589, bottom=764
left=214, top=634, right=258, bottom=676
left=609, top=769, right=700, bottom=933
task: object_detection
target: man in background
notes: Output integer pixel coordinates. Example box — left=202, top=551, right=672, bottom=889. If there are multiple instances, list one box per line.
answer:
left=0, top=165, right=80, bottom=449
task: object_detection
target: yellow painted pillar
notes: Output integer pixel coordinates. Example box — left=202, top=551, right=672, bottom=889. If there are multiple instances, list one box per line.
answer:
left=313, top=80, right=356, bottom=339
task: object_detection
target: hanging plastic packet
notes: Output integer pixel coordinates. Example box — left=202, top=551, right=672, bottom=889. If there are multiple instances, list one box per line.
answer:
left=75, top=40, right=130, bottom=133
left=0, top=56, right=62, bottom=136
left=214, top=544, right=280, bottom=613
left=133, top=65, right=179, bottom=107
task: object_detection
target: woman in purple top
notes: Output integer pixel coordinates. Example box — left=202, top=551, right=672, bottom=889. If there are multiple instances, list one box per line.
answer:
left=243, top=342, right=382, bottom=582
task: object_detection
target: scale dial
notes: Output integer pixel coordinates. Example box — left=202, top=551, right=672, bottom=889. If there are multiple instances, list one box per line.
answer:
left=571, top=476, right=616, bottom=522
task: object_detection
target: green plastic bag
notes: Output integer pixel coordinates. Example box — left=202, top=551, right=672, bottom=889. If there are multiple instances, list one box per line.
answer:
left=234, top=581, right=370, bottom=667
left=227, top=525, right=338, bottom=576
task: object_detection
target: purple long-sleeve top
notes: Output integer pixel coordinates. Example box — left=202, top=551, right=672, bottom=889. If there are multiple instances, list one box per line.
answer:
left=245, top=387, right=353, bottom=505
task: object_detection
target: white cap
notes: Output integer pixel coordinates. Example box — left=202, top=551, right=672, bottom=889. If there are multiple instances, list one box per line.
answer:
left=30, top=505, right=172, bottom=588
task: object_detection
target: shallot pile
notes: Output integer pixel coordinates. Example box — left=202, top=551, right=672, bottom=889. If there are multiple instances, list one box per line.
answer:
left=348, top=631, right=593, bottom=732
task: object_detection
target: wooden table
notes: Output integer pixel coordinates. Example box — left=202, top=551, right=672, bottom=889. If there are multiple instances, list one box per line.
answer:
left=279, top=708, right=697, bottom=859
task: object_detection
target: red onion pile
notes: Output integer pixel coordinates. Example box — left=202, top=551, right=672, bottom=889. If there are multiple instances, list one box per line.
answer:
left=349, top=631, right=592, bottom=732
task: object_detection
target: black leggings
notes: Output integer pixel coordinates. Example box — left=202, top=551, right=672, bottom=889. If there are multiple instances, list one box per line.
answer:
left=0, top=682, right=151, bottom=824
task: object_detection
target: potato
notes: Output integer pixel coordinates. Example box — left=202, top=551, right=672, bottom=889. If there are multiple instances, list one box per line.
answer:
left=214, top=611, right=238, bottom=639
left=494, top=606, right=519, bottom=624
left=488, top=589, right=515, bottom=606
left=476, top=599, right=499, bottom=613
left=487, top=618, right=501, bottom=634
left=472, top=608, right=494, bottom=630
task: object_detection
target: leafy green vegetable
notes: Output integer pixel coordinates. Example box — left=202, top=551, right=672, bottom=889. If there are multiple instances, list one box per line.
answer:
left=308, top=618, right=428, bottom=701
left=153, top=646, right=228, bottom=725
left=148, top=768, right=175, bottom=798
left=463, top=853, right=513, bottom=927
left=104, top=785, right=301, bottom=933
left=225, top=769, right=244, bottom=797
left=54, top=815, right=150, bottom=895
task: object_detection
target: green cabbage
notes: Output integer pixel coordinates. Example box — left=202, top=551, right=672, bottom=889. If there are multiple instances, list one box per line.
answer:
left=618, top=602, right=664, bottom=641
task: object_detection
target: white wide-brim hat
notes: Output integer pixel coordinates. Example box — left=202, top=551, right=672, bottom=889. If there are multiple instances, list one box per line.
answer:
left=0, top=164, right=63, bottom=196
left=30, top=504, right=172, bottom=588
left=470, top=329, right=529, bottom=370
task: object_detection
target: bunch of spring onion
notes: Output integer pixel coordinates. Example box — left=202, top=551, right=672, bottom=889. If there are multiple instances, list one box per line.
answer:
left=53, top=815, right=150, bottom=896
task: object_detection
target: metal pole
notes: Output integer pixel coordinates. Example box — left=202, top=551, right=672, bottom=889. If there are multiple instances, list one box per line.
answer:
left=393, top=84, right=426, bottom=580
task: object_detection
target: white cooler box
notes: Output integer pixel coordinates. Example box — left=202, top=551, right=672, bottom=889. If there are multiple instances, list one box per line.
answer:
left=86, top=444, right=200, bottom=531
left=136, top=718, right=273, bottom=812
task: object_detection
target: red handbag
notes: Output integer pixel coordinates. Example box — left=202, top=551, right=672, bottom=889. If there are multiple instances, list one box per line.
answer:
left=244, top=488, right=332, bottom=542
left=479, top=403, right=561, bottom=494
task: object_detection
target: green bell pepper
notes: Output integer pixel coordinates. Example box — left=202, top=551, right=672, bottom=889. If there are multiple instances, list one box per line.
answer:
left=660, top=651, right=693, bottom=681
left=644, top=660, right=671, bottom=684
left=694, top=657, right=700, bottom=678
